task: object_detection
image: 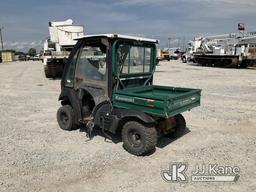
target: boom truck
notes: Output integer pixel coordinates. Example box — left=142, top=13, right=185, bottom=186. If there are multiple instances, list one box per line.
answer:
left=191, top=32, right=256, bottom=68
left=43, top=19, right=84, bottom=78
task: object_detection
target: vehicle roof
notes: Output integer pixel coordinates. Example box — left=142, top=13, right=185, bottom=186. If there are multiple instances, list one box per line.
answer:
left=75, top=33, right=159, bottom=43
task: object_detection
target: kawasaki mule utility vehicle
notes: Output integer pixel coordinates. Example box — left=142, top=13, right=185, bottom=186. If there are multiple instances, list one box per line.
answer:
left=57, top=34, right=201, bottom=155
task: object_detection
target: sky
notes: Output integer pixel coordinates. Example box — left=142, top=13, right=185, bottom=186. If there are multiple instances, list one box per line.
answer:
left=1, top=0, right=256, bottom=52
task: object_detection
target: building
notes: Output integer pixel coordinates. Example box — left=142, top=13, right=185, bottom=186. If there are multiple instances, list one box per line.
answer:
left=1, top=51, right=15, bottom=62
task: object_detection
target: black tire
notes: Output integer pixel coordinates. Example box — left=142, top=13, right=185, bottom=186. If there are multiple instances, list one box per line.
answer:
left=44, top=66, right=52, bottom=78
left=48, top=64, right=64, bottom=78
left=170, top=114, right=186, bottom=138
left=121, top=121, right=157, bottom=156
left=239, top=61, right=248, bottom=69
left=57, top=105, right=76, bottom=131
left=57, top=65, right=64, bottom=77
left=48, top=64, right=57, bottom=78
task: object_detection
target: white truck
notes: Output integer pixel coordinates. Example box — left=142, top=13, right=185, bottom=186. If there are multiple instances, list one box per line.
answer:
left=43, top=19, right=84, bottom=78
left=191, top=32, right=256, bottom=68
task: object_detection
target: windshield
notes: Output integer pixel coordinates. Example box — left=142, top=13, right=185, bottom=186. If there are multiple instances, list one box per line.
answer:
left=76, top=45, right=107, bottom=81
left=116, top=44, right=152, bottom=75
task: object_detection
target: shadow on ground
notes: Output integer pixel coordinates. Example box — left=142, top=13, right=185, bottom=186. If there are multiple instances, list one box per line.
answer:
left=77, top=125, right=191, bottom=155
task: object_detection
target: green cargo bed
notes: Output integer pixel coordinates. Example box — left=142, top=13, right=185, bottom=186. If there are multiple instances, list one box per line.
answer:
left=113, top=85, right=201, bottom=117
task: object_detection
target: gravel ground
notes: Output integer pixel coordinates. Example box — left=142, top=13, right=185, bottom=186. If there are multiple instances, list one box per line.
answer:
left=0, top=60, right=255, bottom=192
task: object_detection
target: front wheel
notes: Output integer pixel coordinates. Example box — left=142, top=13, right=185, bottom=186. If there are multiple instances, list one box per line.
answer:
left=44, top=66, right=52, bottom=78
left=121, top=121, right=157, bottom=156
left=57, top=105, right=77, bottom=131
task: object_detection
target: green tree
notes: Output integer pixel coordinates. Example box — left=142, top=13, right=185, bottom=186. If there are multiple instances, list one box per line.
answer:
left=27, top=48, right=36, bottom=56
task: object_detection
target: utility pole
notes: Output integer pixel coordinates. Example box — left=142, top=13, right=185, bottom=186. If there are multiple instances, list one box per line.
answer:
left=168, top=37, right=171, bottom=48
left=182, top=36, right=186, bottom=51
left=0, top=27, right=4, bottom=51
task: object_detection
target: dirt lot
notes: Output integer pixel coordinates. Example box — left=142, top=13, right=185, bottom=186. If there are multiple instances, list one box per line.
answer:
left=0, top=60, right=255, bottom=192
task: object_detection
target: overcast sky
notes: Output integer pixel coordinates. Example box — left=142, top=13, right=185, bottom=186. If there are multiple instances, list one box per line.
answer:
left=1, top=0, right=256, bottom=51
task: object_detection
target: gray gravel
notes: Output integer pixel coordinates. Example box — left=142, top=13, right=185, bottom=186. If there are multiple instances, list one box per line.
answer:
left=0, top=60, right=255, bottom=192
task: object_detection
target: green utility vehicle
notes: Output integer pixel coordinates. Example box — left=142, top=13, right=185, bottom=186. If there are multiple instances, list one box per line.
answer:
left=57, top=34, right=201, bottom=155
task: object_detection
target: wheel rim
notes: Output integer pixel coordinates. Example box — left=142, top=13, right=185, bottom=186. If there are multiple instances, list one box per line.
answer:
left=127, top=129, right=142, bottom=148
left=60, top=112, right=69, bottom=126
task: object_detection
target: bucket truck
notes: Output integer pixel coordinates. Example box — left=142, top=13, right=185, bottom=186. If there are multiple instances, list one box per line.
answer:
left=43, top=19, right=85, bottom=78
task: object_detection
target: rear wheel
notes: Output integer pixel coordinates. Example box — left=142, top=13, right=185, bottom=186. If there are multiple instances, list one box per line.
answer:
left=47, top=63, right=63, bottom=78
left=121, top=121, right=157, bottom=156
left=170, top=114, right=186, bottom=138
left=44, top=66, right=52, bottom=78
left=57, top=105, right=77, bottom=131
left=48, top=64, right=58, bottom=78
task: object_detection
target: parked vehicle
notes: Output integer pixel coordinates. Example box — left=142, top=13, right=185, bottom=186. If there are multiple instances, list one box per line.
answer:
left=165, top=48, right=180, bottom=60
left=182, top=46, right=195, bottom=63
left=31, top=54, right=40, bottom=61
left=157, top=49, right=171, bottom=61
left=43, top=19, right=84, bottom=78
left=18, top=54, right=27, bottom=61
left=192, top=32, right=256, bottom=68
left=57, top=34, right=201, bottom=155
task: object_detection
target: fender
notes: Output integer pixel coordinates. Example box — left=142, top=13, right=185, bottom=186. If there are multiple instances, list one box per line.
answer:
left=58, top=87, right=82, bottom=124
left=108, top=108, right=155, bottom=133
